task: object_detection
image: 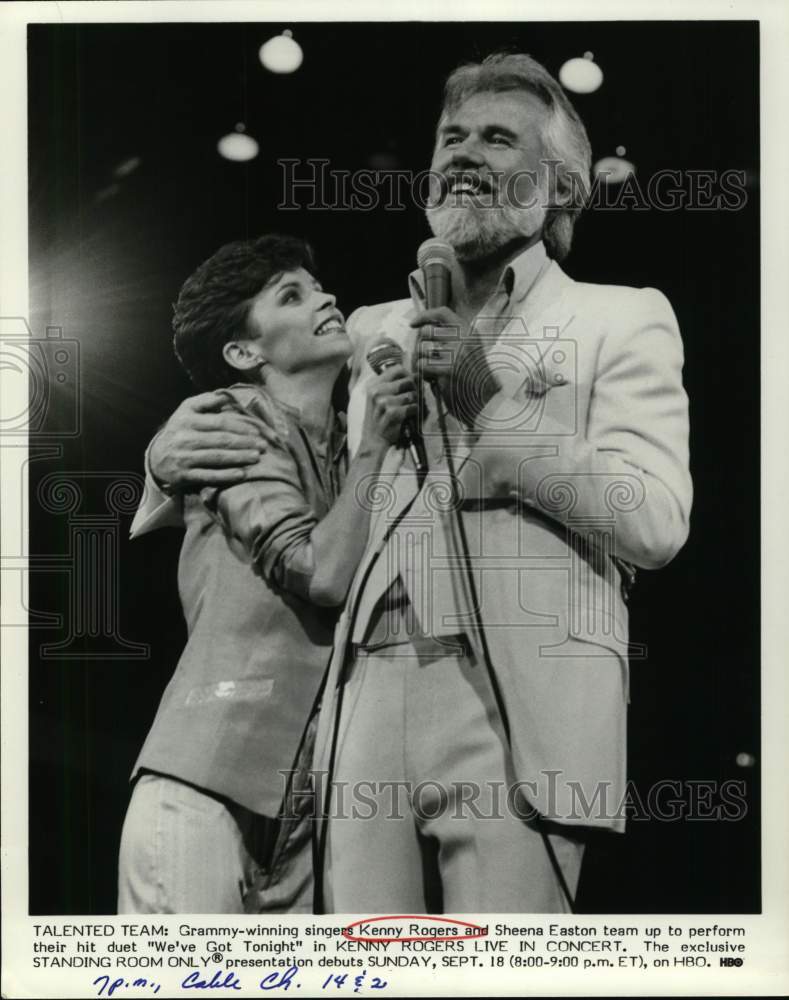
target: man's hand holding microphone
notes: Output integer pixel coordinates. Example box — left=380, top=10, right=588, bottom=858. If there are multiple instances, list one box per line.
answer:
left=411, top=238, right=501, bottom=428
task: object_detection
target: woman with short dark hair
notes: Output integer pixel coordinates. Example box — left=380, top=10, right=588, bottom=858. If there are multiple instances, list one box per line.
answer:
left=118, top=234, right=417, bottom=913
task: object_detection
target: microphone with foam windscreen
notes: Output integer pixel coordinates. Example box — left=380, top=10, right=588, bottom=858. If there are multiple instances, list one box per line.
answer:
left=366, top=338, right=428, bottom=481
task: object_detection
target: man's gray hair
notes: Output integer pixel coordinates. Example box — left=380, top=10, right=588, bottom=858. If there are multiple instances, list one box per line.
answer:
left=441, top=52, right=592, bottom=262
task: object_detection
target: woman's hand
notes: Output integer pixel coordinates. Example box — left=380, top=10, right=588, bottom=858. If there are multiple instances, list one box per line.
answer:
left=360, top=363, right=419, bottom=451
left=306, top=363, right=419, bottom=606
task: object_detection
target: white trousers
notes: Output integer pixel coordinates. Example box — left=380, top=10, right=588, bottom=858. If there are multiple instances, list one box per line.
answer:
left=118, top=773, right=312, bottom=914
left=323, top=636, right=586, bottom=913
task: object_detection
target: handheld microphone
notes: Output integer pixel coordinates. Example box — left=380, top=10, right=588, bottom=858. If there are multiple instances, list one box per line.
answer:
left=366, top=338, right=428, bottom=480
left=416, top=238, right=456, bottom=392
left=417, top=238, right=454, bottom=310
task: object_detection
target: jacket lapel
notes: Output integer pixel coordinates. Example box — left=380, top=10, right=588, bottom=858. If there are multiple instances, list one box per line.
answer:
left=453, top=263, right=577, bottom=474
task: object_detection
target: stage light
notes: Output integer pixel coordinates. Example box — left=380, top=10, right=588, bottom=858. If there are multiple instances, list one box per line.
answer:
left=94, top=183, right=121, bottom=203
left=736, top=752, right=756, bottom=768
left=259, top=30, right=303, bottom=74
left=367, top=150, right=401, bottom=170
left=559, top=52, right=603, bottom=94
left=113, top=156, right=142, bottom=179
left=217, top=124, right=259, bottom=162
left=593, top=154, right=635, bottom=184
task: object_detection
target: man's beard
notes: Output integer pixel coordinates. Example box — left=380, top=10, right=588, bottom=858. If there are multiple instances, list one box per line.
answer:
left=425, top=198, right=547, bottom=262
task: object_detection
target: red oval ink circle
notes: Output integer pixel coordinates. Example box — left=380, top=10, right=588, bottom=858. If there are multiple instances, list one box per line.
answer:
left=342, top=914, right=488, bottom=944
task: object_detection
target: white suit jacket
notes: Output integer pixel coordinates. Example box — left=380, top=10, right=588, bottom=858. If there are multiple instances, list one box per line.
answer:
left=313, top=243, right=692, bottom=832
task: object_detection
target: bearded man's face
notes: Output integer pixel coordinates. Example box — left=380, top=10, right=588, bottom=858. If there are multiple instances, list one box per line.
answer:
left=426, top=90, right=550, bottom=260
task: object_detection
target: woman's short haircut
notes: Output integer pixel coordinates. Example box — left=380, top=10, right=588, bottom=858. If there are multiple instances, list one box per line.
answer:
left=441, top=52, right=592, bottom=261
left=172, top=234, right=316, bottom=390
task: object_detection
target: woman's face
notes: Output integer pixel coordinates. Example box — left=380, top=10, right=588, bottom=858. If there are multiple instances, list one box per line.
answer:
left=242, top=268, right=352, bottom=375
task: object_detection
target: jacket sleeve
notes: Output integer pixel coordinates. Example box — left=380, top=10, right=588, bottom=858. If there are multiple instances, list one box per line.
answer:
left=128, top=435, right=184, bottom=538
left=209, top=460, right=319, bottom=601
left=202, top=397, right=320, bottom=601
left=460, top=287, right=693, bottom=569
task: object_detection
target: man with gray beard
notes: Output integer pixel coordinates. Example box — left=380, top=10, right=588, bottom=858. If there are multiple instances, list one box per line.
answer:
left=309, top=52, right=691, bottom=913
left=138, top=53, right=692, bottom=913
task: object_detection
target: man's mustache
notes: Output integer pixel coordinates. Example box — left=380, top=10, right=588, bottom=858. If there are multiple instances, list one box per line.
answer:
left=438, top=171, right=495, bottom=195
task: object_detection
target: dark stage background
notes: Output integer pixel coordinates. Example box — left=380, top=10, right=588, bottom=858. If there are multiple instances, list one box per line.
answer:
left=26, top=21, right=760, bottom=914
